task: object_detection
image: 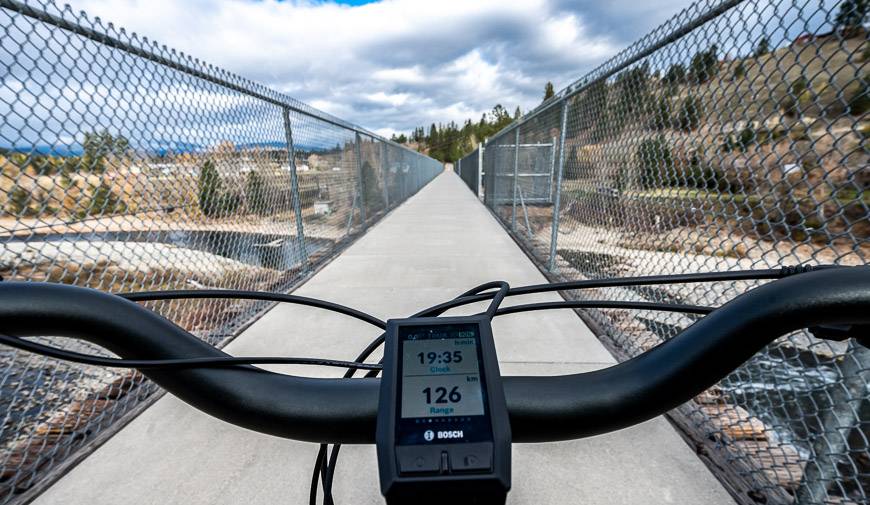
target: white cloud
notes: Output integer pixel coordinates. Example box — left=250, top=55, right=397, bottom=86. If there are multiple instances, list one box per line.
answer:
left=62, top=0, right=694, bottom=136
left=371, top=67, right=425, bottom=85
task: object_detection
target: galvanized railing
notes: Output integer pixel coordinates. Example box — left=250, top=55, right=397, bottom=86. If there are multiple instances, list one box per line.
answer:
left=460, top=0, right=868, bottom=503
left=0, top=0, right=441, bottom=501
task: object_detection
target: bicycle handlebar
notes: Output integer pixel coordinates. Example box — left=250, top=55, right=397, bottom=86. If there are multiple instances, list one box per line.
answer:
left=2, top=266, right=868, bottom=444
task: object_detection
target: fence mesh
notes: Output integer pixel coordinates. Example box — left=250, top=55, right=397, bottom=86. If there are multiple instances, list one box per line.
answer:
left=466, top=0, right=868, bottom=503
left=457, top=148, right=479, bottom=196
left=0, top=0, right=440, bottom=501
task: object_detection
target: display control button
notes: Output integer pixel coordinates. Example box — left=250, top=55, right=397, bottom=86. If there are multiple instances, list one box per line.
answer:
left=450, top=442, right=493, bottom=472
left=396, top=446, right=440, bottom=474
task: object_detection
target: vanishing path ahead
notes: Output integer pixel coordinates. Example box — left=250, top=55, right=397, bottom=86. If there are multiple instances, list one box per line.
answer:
left=35, top=172, right=733, bottom=504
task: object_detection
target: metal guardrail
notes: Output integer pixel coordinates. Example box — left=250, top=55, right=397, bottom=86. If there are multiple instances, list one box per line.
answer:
left=460, top=0, right=868, bottom=503
left=0, top=0, right=441, bottom=501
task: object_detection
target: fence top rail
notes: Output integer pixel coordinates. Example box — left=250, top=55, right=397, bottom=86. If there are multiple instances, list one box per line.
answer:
left=0, top=0, right=425, bottom=158
left=487, top=143, right=554, bottom=148
left=482, top=0, right=746, bottom=143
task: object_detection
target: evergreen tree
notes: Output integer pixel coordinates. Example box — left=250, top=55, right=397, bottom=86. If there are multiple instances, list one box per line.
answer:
left=835, top=0, right=868, bottom=35
left=733, top=61, right=747, bottom=80
left=543, top=81, right=555, bottom=101
left=410, top=103, right=525, bottom=162
left=81, top=130, right=129, bottom=173
left=676, top=95, right=704, bottom=131
left=82, top=181, right=126, bottom=218
left=638, top=136, right=673, bottom=189
left=753, top=37, right=770, bottom=57
left=662, top=63, right=686, bottom=86
left=689, top=45, right=719, bottom=83
left=616, top=64, right=650, bottom=116
left=199, top=160, right=223, bottom=217
left=245, top=170, right=269, bottom=215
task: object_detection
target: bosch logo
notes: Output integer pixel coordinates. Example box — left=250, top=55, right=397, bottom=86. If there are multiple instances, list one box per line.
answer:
left=437, top=430, right=463, bottom=440
left=422, top=429, right=464, bottom=441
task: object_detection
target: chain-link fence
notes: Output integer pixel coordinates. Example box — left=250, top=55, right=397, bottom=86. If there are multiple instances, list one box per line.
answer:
left=0, top=0, right=440, bottom=502
left=456, top=149, right=480, bottom=197
left=464, top=0, right=868, bottom=503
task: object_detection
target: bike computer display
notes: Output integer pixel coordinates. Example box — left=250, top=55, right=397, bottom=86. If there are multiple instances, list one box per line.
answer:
left=376, top=316, right=510, bottom=505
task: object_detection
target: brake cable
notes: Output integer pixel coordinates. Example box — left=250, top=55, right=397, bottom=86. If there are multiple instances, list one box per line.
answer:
left=314, top=280, right=511, bottom=505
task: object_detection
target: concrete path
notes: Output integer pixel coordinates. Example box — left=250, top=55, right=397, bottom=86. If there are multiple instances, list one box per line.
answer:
left=35, top=172, right=734, bottom=504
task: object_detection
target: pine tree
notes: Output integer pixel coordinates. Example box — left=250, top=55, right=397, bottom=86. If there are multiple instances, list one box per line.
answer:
left=543, top=81, right=555, bottom=101
left=245, top=170, right=269, bottom=215
left=835, top=0, right=868, bottom=36
left=83, top=181, right=126, bottom=218
left=662, top=64, right=686, bottom=86
left=199, top=160, right=223, bottom=217
left=753, top=37, right=770, bottom=57
left=689, top=45, right=719, bottom=83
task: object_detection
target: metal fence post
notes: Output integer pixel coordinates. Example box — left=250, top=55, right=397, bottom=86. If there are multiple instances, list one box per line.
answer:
left=354, top=132, right=367, bottom=228
left=282, top=107, right=308, bottom=270
left=511, top=128, right=520, bottom=232
left=548, top=100, right=569, bottom=271
left=477, top=144, right=484, bottom=199
left=380, top=141, right=390, bottom=210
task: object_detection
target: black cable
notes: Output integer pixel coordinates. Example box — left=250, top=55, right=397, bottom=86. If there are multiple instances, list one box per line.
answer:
left=312, top=279, right=513, bottom=504
left=119, top=289, right=387, bottom=330
left=494, top=300, right=713, bottom=317
left=401, top=266, right=835, bottom=320
left=0, top=333, right=382, bottom=370
left=320, top=366, right=380, bottom=503
left=459, top=281, right=510, bottom=319
left=310, top=446, right=328, bottom=505
left=307, top=268, right=826, bottom=504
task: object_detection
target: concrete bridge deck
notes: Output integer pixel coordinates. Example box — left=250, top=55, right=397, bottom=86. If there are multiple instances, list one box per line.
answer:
left=34, top=172, right=734, bottom=504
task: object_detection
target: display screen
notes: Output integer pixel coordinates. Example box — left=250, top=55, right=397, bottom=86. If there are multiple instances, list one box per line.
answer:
left=398, top=324, right=485, bottom=419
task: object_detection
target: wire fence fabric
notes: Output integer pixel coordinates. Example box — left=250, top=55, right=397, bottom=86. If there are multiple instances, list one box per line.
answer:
left=466, top=0, right=868, bottom=503
left=0, top=0, right=440, bottom=501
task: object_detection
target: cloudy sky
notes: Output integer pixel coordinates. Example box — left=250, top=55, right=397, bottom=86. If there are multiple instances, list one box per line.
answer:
left=63, top=0, right=696, bottom=138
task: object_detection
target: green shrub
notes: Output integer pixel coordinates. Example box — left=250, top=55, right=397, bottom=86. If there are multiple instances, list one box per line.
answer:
left=5, top=185, right=32, bottom=216
left=689, top=45, right=719, bottom=83
left=616, top=64, right=651, bottom=117
left=662, top=63, right=686, bottom=86
left=649, top=97, right=672, bottom=131
left=676, top=95, right=703, bottom=131
left=199, top=160, right=222, bottom=217
left=245, top=170, right=270, bottom=215
left=198, top=160, right=239, bottom=217
left=721, top=126, right=765, bottom=153
left=683, top=153, right=728, bottom=190
left=637, top=136, right=673, bottom=189
left=733, top=61, right=747, bottom=80
left=78, top=182, right=127, bottom=218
